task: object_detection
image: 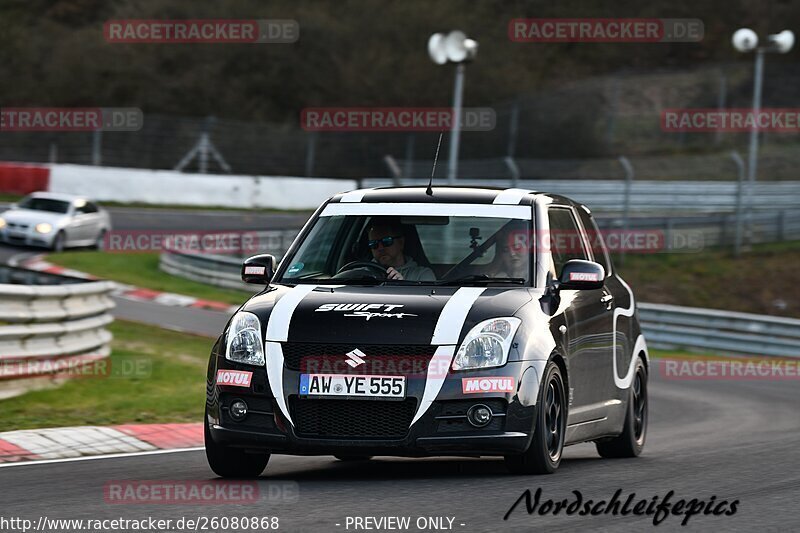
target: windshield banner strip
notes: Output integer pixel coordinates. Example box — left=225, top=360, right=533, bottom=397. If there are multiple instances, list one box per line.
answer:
left=320, top=203, right=532, bottom=219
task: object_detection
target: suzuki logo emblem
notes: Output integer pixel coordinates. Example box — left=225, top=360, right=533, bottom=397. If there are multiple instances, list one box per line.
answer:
left=345, top=349, right=366, bottom=368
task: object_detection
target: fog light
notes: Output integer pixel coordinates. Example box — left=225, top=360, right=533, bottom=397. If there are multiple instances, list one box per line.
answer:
left=230, top=400, right=248, bottom=421
left=467, top=404, right=492, bottom=428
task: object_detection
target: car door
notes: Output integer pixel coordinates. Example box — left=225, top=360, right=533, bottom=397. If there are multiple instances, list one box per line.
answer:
left=547, top=205, right=615, bottom=424
left=71, top=201, right=101, bottom=243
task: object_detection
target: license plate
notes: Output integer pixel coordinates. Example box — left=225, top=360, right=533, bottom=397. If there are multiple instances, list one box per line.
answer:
left=299, top=374, right=405, bottom=398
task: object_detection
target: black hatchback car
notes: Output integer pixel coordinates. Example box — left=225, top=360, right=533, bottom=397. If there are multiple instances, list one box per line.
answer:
left=205, top=186, right=649, bottom=476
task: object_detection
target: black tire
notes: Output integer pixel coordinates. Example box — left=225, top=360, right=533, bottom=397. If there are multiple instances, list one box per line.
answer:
left=596, top=357, right=648, bottom=458
left=334, top=455, right=373, bottom=462
left=204, top=414, right=270, bottom=478
left=505, top=360, right=567, bottom=475
left=94, top=229, right=107, bottom=250
left=52, top=231, right=66, bottom=253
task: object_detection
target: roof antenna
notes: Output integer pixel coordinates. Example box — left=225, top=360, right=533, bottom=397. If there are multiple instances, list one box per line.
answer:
left=426, top=131, right=443, bottom=196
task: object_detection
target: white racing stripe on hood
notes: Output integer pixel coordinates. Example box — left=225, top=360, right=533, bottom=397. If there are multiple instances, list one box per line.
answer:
left=430, top=287, right=486, bottom=345
left=264, top=284, right=318, bottom=426
left=411, top=345, right=455, bottom=426
left=265, top=342, right=293, bottom=425
left=265, top=284, right=318, bottom=342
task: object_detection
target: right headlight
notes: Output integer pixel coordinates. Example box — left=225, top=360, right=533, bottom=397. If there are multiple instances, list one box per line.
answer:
left=225, top=312, right=265, bottom=366
left=0, top=217, right=6, bottom=229
left=452, top=317, right=522, bottom=371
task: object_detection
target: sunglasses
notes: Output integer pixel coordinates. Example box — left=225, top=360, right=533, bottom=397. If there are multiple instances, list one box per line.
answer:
left=368, top=235, right=403, bottom=249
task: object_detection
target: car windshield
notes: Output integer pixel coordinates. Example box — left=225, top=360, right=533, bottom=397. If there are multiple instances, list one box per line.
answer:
left=277, top=208, right=533, bottom=286
left=17, top=197, right=71, bottom=214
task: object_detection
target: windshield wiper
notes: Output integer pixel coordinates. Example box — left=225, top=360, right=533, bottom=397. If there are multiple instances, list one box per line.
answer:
left=434, top=275, right=525, bottom=286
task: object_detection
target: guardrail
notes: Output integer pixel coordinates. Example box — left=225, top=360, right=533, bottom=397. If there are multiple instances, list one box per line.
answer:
left=0, top=266, right=116, bottom=400
left=638, top=303, right=800, bottom=358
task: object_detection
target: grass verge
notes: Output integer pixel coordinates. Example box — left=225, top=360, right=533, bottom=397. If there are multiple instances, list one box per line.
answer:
left=0, top=320, right=213, bottom=431
left=47, top=251, right=253, bottom=305
left=616, top=240, right=800, bottom=318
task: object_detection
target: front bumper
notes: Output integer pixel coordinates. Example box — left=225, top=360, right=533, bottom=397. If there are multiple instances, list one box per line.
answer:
left=0, top=228, right=54, bottom=248
left=207, top=354, right=546, bottom=457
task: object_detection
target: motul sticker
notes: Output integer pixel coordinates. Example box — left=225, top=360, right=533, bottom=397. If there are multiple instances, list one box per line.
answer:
left=244, top=266, right=266, bottom=275
left=216, top=369, right=253, bottom=387
left=462, top=377, right=515, bottom=394
left=569, top=272, right=599, bottom=282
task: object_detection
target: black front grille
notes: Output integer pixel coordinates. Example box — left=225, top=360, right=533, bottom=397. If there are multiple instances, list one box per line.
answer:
left=290, top=397, right=417, bottom=439
left=282, top=343, right=435, bottom=374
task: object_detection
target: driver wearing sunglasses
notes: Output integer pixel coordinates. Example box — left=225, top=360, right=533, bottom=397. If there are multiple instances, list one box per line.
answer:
left=367, top=220, right=436, bottom=281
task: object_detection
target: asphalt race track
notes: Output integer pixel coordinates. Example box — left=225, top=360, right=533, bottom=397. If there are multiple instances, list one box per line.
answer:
left=2, top=208, right=799, bottom=531
left=1, top=375, right=798, bottom=531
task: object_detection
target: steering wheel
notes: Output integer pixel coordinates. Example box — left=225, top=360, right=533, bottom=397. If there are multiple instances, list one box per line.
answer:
left=334, top=261, right=387, bottom=278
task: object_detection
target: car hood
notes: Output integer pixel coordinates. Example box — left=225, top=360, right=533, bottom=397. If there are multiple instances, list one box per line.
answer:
left=243, top=284, right=534, bottom=345
left=0, top=208, right=68, bottom=226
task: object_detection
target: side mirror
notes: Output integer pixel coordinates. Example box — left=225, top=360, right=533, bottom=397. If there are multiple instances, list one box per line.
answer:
left=556, top=259, right=605, bottom=290
left=241, top=254, right=276, bottom=284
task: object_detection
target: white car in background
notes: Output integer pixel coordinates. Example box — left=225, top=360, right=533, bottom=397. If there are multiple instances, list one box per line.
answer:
left=0, top=192, right=111, bottom=251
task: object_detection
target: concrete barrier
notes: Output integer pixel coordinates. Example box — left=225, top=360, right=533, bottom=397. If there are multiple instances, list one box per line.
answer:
left=0, top=266, right=115, bottom=400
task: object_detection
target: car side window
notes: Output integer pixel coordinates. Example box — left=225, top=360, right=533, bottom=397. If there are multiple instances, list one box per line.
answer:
left=75, top=202, right=98, bottom=215
left=576, top=206, right=612, bottom=276
left=547, top=207, right=588, bottom=276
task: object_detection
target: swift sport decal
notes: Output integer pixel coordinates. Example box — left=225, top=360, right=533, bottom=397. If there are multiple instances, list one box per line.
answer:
left=314, top=303, right=418, bottom=320
left=613, top=277, right=649, bottom=389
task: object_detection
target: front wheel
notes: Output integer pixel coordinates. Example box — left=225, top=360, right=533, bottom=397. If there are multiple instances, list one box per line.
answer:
left=505, top=360, right=567, bottom=475
left=205, top=414, right=270, bottom=478
left=596, top=357, right=648, bottom=458
left=52, top=231, right=66, bottom=252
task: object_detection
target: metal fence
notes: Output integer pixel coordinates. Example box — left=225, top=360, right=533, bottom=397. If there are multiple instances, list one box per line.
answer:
left=3, top=64, right=800, bottom=179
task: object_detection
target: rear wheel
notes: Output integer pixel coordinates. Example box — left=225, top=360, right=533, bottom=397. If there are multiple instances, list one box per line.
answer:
left=205, top=413, right=270, bottom=478
left=94, top=229, right=106, bottom=250
left=505, top=360, right=566, bottom=475
left=596, top=358, right=648, bottom=458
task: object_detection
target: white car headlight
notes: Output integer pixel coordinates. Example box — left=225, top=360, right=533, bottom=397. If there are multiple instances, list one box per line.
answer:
left=225, top=312, right=265, bottom=366
left=35, top=223, right=52, bottom=234
left=452, top=317, right=522, bottom=371
left=0, top=217, right=6, bottom=229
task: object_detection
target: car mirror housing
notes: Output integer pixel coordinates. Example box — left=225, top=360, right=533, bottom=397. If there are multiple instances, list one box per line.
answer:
left=556, top=259, right=605, bottom=290
left=241, top=254, right=276, bottom=284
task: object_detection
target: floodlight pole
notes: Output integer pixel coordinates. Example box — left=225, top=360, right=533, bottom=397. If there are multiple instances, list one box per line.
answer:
left=447, top=64, right=466, bottom=184
left=744, top=49, right=764, bottom=240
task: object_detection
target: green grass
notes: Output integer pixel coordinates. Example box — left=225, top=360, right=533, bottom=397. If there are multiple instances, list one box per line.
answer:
left=616, top=240, right=800, bottom=318
left=47, top=251, right=253, bottom=305
left=0, top=320, right=214, bottom=430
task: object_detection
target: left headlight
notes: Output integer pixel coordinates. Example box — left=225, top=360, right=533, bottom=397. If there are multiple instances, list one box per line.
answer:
left=0, top=217, right=6, bottom=229
left=225, top=312, right=265, bottom=366
left=452, top=317, right=522, bottom=371
left=35, top=223, right=52, bottom=234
